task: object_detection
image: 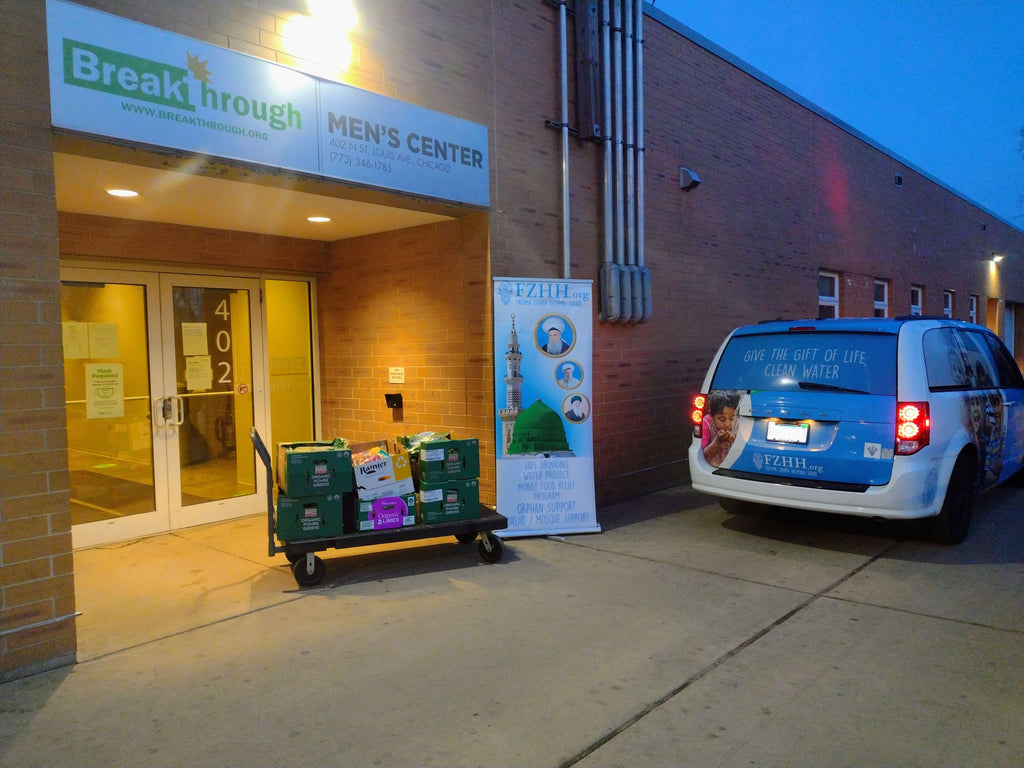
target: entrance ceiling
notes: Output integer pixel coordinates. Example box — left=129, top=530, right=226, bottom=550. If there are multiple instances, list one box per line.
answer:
left=53, top=152, right=457, bottom=242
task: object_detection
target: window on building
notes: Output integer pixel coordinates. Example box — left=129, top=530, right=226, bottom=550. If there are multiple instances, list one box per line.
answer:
left=873, top=280, right=888, bottom=318
left=943, top=290, right=954, bottom=318
left=969, top=294, right=979, bottom=324
left=910, top=285, right=924, bottom=316
left=818, top=271, right=839, bottom=319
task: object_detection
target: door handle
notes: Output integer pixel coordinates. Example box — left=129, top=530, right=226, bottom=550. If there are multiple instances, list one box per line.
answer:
left=170, top=395, right=185, bottom=426
left=153, top=396, right=168, bottom=428
left=152, top=396, right=183, bottom=427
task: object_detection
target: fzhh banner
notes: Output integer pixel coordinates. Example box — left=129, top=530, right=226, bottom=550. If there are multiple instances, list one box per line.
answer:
left=493, top=278, right=600, bottom=537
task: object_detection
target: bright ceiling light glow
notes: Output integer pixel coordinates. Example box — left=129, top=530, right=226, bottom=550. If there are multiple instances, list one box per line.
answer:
left=107, top=188, right=138, bottom=197
left=307, top=216, right=331, bottom=223
left=282, top=1, right=358, bottom=75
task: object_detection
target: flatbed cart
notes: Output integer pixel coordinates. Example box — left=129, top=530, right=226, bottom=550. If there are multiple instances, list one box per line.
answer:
left=252, top=428, right=507, bottom=587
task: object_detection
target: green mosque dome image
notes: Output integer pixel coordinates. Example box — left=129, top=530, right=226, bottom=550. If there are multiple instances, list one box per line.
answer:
left=508, top=399, right=571, bottom=455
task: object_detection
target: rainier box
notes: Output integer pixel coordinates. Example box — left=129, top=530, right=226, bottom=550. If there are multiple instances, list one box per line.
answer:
left=417, top=436, right=480, bottom=482
left=276, top=492, right=344, bottom=541
left=419, top=478, right=480, bottom=524
left=277, top=441, right=352, bottom=496
left=356, top=493, right=417, bottom=531
left=351, top=440, right=415, bottom=500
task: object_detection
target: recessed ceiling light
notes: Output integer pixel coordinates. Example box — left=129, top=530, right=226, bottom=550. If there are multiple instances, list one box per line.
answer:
left=107, top=188, right=138, bottom=197
left=307, top=216, right=331, bottom=223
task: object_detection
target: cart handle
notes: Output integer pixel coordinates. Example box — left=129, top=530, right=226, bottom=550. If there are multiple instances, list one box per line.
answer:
left=251, top=426, right=272, bottom=470
left=250, top=428, right=277, bottom=558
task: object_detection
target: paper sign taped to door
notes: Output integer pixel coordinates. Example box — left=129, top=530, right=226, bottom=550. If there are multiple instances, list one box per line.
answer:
left=185, top=356, right=213, bottom=391
left=85, top=363, right=124, bottom=419
left=181, top=323, right=208, bottom=356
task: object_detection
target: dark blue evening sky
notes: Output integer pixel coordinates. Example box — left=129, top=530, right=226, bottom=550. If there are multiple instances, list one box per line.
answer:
left=652, top=0, right=1024, bottom=228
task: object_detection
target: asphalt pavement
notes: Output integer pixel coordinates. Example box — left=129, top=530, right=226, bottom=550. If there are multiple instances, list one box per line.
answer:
left=1, top=483, right=1021, bottom=767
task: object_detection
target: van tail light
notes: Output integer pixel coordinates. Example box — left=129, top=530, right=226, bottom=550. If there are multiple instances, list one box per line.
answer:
left=895, top=402, right=930, bottom=455
left=691, top=394, right=708, bottom=438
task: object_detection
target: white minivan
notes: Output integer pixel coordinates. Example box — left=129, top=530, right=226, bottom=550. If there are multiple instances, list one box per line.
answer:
left=689, top=317, right=1024, bottom=543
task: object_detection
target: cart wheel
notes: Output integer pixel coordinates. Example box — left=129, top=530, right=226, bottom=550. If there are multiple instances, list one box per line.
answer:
left=455, top=532, right=477, bottom=544
left=285, top=552, right=303, bottom=564
left=292, top=555, right=325, bottom=587
left=478, top=532, right=504, bottom=563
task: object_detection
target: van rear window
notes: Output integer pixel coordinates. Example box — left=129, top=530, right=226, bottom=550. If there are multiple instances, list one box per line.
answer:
left=711, top=332, right=897, bottom=395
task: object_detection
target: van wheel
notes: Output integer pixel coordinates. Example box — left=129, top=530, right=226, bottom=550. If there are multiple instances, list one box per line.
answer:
left=926, top=455, right=975, bottom=545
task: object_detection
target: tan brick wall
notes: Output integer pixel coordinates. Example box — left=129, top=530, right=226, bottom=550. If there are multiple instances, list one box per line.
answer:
left=58, top=213, right=329, bottom=273
left=318, top=214, right=496, bottom=503
left=57, top=211, right=497, bottom=507
left=1, top=0, right=78, bottom=680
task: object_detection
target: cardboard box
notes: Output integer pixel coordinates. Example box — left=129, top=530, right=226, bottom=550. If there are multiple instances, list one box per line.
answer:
left=276, top=492, right=344, bottom=541
left=277, top=441, right=352, bottom=496
left=351, top=440, right=415, bottom=500
left=419, top=478, right=480, bottom=524
left=356, top=493, right=417, bottom=531
left=417, top=436, right=480, bottom=482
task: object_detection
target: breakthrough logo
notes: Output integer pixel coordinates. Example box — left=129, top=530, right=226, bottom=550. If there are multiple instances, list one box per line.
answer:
left=65, top=39, right=193, bottom=110
left=63, top=39, right=302, bottom=132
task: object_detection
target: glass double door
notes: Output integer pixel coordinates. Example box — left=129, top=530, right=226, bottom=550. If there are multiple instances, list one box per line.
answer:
left=62, top=268, right=267, bottom=548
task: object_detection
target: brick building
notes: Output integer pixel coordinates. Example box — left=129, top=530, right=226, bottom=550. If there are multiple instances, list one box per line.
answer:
left=1, top=0, right=1021, bottom=681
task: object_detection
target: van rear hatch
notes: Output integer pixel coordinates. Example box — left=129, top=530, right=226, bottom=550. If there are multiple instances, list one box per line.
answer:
left=707, top=328, right=898, bottom=488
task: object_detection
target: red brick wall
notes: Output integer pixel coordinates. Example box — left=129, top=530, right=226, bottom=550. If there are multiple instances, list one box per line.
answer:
left=481, top=6, right=1024, bottom=502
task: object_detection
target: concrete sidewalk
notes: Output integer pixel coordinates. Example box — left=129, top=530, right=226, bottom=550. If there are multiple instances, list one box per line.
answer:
left=1, top=484, right=1021, bottom=767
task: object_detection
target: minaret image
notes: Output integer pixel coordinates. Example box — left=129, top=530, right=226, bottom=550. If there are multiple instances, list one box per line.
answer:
left=499, top=314, right=524, bottom=455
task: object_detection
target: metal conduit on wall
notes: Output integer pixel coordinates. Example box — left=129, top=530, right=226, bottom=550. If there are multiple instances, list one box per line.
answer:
left=588, top=1, right=649, bottom=323
left=630, top=0, right=647, bottom=321
left=564, top=0, right=649, bottom=322
left=558, top=0, right=571, bottom=278
left=598, top=0, right=620, bottom=321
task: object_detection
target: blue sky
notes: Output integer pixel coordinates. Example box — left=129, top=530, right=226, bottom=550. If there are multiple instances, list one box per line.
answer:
left=651, top=0, right=1024, bottom=227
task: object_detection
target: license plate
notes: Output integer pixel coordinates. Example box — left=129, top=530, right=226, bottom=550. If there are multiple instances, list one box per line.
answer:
left=766, top=421, right=810, bottom=444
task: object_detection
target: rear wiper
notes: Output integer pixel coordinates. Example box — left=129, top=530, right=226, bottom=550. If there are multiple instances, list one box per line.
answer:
left=797, top=381, right=870, bottom=395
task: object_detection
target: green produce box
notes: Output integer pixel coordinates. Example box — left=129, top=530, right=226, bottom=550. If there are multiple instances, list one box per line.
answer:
left=356, top=493, right=418, bottom=531
left=277, top=441, right=352, bottom=496
left=418, top=478, right=480, bottom=524
left=276, top=492, right=344, bottom=541
left=417, top=436, right=480, bottom=482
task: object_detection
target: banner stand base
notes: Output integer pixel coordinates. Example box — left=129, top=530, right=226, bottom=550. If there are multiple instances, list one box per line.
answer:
left=495, top=525, right=602, bottom=539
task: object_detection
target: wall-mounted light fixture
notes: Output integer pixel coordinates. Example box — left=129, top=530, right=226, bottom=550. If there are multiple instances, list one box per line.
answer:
left=991, top=253, right=1004, bottom=263
left=281, top=0, right=358, bottom=76
left=894, top=174, right=903, bottom=187
left=679, top=167, right=702, bottom=191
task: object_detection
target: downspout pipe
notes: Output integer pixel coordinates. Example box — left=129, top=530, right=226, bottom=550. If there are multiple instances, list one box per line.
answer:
left=558, top=0, right=571, bottom=278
